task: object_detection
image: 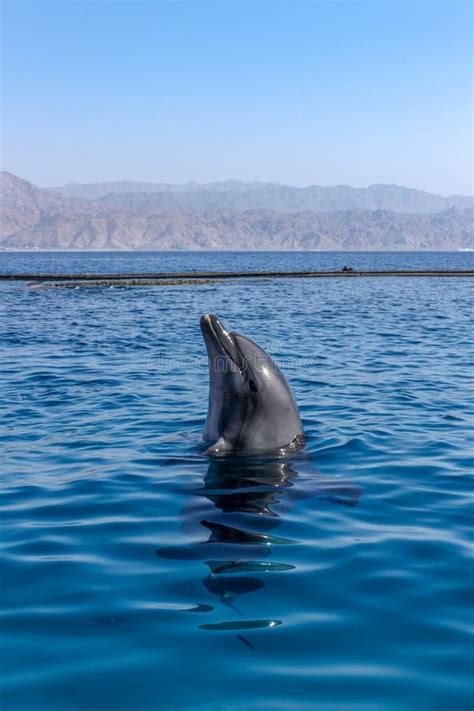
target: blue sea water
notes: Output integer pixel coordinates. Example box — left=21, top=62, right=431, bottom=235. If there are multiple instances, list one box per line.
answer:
left=1, top=252, right=473, bottom=711
left=1, top=249, right=474, bottom=275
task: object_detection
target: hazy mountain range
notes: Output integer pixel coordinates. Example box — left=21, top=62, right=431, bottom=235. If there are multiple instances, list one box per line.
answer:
left=1, top=171, right=473, bottom=251
left=51, top=178, right=473, bottom=213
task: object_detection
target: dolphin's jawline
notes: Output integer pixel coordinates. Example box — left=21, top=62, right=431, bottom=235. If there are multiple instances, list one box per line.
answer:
left=201, top=313, right=244, bottom=372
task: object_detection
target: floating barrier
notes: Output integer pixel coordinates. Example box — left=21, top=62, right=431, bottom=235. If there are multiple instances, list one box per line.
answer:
left=1, top=268, right=474, bottom=285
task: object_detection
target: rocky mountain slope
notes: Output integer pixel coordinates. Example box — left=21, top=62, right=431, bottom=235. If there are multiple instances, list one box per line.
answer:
left=1, top=171, right=473, bottom=251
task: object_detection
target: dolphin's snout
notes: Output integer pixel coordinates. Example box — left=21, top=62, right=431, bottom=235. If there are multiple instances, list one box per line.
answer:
left=200, top=313, right=236, bottom=360
left=200, top=313, right=225, bottom=336
left=199, top=313, right=213, bottom=332
left=200, top=313, right=220, bottom=340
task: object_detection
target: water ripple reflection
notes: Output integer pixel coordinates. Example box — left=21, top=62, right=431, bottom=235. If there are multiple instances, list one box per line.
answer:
left=0, top=252, right=473, bottom=710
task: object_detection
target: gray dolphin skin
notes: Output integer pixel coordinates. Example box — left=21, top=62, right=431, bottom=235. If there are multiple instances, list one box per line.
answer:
left=200, top=313, right=304, bottom=455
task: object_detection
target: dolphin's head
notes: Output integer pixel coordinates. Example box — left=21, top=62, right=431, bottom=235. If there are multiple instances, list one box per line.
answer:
left=200, top=314, right=304, bottom=456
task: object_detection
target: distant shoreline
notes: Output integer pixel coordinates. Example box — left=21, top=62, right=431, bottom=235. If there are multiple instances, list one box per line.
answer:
left=2, top=173, right=472, bottom=252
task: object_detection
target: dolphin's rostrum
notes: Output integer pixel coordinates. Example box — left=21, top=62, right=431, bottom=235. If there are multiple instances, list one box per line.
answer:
left=200, top=314, right=304, bottom=455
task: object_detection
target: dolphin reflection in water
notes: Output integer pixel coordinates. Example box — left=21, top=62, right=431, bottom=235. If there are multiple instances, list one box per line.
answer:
left=157, top=453, right=362, bottom=639
left=156, top=315, right=362, bottom=642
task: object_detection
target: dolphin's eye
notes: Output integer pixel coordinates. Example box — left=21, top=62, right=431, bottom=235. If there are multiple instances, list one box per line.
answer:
left=248, top=379, right=258, bottom=393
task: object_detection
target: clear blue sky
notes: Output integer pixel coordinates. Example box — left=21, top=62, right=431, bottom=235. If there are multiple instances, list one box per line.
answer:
left=1, top=0, right=472, bottom=194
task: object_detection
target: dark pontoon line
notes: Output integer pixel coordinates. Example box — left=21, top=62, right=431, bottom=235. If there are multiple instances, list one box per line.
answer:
left=1, top=269, right=474, bottom=282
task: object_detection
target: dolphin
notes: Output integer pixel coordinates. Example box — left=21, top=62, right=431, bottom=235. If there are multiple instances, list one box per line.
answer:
left=200, top=314, right=304, bottom=456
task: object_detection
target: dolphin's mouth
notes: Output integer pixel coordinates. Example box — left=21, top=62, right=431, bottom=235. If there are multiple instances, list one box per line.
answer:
left=200, top=313, right=243, bottom=370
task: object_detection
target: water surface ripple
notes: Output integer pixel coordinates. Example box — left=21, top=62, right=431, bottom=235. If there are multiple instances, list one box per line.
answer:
left=0, top=252, right=473, bottom=710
